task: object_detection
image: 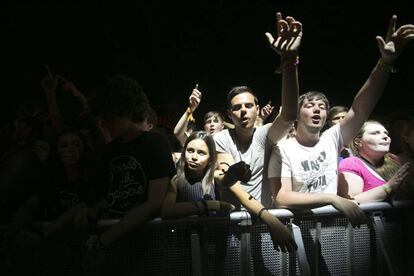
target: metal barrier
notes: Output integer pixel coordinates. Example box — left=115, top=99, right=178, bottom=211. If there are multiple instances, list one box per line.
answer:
left=1, top=201, right=413, bottom=275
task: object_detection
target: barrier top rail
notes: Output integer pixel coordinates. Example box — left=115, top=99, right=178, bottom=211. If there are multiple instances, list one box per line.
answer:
left=93, top=200, right=413, bottom=228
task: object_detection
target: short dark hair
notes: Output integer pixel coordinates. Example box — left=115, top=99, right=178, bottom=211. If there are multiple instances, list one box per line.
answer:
left=227, top=86, right=258, bottom=108
left=298, top=91, right=330, bottom=111
left=90, top=75, right=149, bottom=123
left=328, top=105, right=349, bottom=121
left=203, top=111, right=224, bottom=123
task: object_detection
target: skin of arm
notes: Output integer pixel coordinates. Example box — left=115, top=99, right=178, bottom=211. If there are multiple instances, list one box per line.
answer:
left=265, top=13, right=302, bottom=144
left=216, top=153, right=297, bottom=252
left=173, top=109, right=192, bottom=146
left=174, top=88, right=202, bottom=146
left=270, top=176, right=368, bottom=227
left=99, top=176, right=169, bottom=246
left=340, top=16, right=414, bottom=145
left=41, top=75, right=63, bottom=133
left=338, top=162, right=411, bottom=203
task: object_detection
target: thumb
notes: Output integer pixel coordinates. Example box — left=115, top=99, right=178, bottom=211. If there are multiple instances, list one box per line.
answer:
left=265, top=32, right=274, bottom=44
left=376, top=36, right=386, bottom=49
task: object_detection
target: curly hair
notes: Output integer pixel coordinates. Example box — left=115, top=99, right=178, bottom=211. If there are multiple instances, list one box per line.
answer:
left=90, top=75, right=149, bottom=123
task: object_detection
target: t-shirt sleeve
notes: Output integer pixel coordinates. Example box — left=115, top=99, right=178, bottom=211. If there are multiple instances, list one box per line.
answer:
left=145, top=133, right=176, bottom=180
left=214, top=130, right=229, bottom=153
left=338, top=157, right=363, bottom=177
left=268, top=142, right=290, bottom=178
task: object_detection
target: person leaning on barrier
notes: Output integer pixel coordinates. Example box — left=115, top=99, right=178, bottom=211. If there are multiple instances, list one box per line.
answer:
left=214, top=12, right=302, bottom=253
left=338, top=121, right=412, bottom=203
left=74, top=75, right=176, bottom=272
left=161, top=131, right=235, bottom=219
left=268, top=15, right=414, bottom=228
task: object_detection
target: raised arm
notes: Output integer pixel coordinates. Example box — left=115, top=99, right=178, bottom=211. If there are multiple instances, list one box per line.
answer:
left=40, top=66, right=63, bottom=133
left=340, top=15, right=414, bottom=145
left=59, top=76, right=89, bottom=117
left=265, top=12, right=301, bottom=144
left=174, top=86, right=202, bottom=145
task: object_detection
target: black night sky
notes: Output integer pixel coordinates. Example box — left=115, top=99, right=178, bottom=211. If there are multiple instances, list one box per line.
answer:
left=2, top=1, right=413, bottom=128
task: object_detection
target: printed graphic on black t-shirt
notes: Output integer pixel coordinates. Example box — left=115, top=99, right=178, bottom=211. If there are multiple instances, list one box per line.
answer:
left=107, top=155, right=147, bottom=215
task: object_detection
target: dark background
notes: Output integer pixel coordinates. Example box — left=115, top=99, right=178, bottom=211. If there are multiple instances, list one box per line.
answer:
left=2, top=1, right=413, bottom=129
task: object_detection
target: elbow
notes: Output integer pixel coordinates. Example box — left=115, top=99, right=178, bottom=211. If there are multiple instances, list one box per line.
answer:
left=272, top=192, right=291, bottom=209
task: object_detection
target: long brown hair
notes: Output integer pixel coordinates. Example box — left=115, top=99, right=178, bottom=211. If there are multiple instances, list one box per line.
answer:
left=176, top=131, right=217, bottom=195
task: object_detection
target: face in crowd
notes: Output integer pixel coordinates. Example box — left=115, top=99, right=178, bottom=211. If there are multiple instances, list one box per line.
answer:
left=328, top=111, right=347, bottom=126
left=298, top=98, right=328, bottom=134
left=353, top=122, right=391, bottom=157
left=228, top=92, right=259, bottom=130
left=203, top=115, right=224, bottom=135
left=185, top=138, right=210, bottom=178
left=58, top=132, right=84, bottom=166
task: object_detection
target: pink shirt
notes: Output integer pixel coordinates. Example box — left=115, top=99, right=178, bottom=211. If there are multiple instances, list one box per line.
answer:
left=338, top=156, right=385, bottom=192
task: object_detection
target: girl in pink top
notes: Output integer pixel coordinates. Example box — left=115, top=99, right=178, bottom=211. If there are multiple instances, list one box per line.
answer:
left=338, top=121, right=411, bottom=203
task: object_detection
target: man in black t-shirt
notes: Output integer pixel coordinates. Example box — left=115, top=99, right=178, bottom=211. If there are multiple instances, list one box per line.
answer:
left=79, top=75, right=175, bottom=249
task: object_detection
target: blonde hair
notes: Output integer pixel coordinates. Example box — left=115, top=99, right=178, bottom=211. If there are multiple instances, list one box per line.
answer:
left=350, top=121, right=400, bottom=181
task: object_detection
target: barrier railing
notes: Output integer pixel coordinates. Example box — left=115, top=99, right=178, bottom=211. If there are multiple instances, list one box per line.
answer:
left=1, top=200, right=413, bottom=275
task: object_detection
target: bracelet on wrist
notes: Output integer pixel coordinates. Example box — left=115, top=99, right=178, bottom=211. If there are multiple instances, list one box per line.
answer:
left=257, top=207, right=268, bottom=220
left=377, top=59, right=397, bottom=73
left=274, top=56, right=300, bottom=74
left=186, top=107, right=195, bottom=122
left=383, top=184, right=393, bottom=197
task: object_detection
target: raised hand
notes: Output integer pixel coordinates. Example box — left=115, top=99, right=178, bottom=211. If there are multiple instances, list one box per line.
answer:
left=58, top=76, right=83, bottom=97
left=40, top=65, right=58, bottom=94
left=377, top=15, right=414, bottom=64
left=189, top=84, right=202, bottom=113
left=259, top=101, right=275, bottom=121
left=265, top=12, right=303, bottom=60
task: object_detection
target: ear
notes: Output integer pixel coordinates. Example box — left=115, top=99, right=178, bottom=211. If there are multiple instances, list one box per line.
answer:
left=227, top=109, right=232, bottom=120
left=354, top=138, right=362, bottom=148
left=256, top=105, right=260, bottom=116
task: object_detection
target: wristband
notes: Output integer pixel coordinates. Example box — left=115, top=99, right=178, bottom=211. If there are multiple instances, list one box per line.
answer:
left=258, top=207, right=268, bottom=220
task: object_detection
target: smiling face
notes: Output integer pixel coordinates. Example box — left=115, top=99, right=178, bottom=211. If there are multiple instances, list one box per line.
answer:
left=357, top=122, right=391, bottom=157
left=185, top=138, right=210, bottom=177
left=58, top=132, right=84, bottom=165
left=228, top=92, right=259, bottom=130
left=297, top=98, right=328, bottom=134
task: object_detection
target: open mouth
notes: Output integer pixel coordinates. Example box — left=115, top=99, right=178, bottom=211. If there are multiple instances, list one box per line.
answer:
left=311, top=115, right=321, bottom=124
